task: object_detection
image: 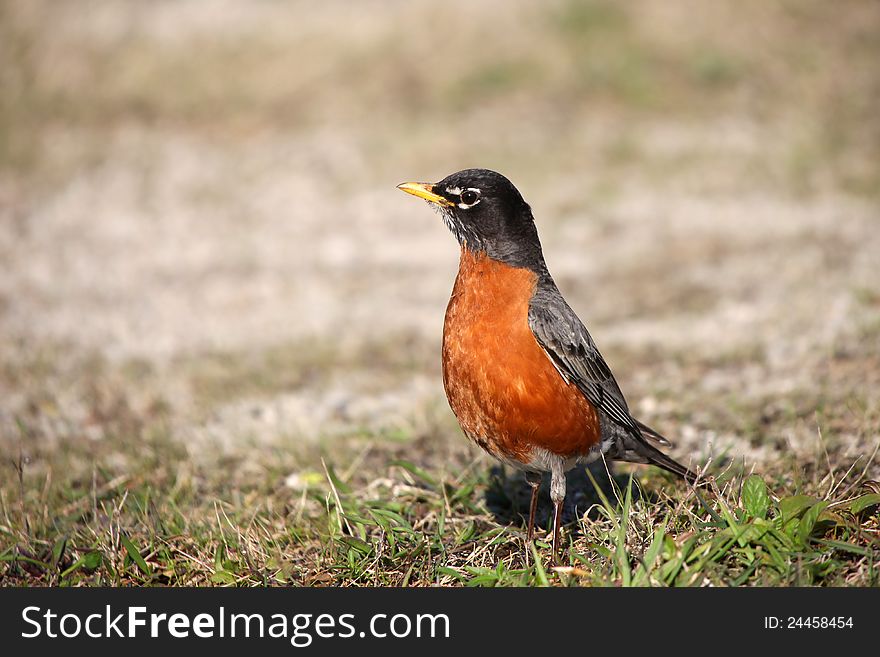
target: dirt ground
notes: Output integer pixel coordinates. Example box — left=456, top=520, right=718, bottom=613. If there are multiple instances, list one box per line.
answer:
left=1, top=0, right=879, bottom=585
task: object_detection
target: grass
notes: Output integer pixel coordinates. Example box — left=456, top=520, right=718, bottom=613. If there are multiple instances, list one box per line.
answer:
left=3, top=319, right=877, bottom=586
left=2, top=453, right=877, bottom=586
left=2, top=366, right=878, bottom=586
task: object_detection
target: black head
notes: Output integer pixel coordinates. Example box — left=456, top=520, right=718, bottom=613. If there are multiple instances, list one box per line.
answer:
left=398, top=168, right=545, bottom=272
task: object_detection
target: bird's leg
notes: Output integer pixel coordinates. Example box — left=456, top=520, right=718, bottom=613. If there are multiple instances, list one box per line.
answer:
left=525, top=471, right=542, bottom=542
left=549, top=459, right=566, bottom=564
left=551, top=499, right=563, bottom=564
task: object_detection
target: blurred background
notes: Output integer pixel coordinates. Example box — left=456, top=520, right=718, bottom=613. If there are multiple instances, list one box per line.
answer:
left=1, top=0, right=878, bottom=523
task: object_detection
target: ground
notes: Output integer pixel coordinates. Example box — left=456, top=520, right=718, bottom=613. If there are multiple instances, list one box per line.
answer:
left=1, top=0, right=878, bottom=586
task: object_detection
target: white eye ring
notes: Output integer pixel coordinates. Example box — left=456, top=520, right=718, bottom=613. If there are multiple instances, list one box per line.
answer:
left=457, top=188, right=481, bottom=209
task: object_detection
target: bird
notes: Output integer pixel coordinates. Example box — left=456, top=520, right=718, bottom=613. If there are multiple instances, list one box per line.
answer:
left=397, top=168, right=703, bottom=559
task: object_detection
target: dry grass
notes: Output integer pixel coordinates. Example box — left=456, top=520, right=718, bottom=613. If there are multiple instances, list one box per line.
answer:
left=1, top=0, right=879, bottom=586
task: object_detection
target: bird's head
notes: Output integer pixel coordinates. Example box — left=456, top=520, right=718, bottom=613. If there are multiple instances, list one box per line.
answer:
left=397, top=168, right=544, bottom=269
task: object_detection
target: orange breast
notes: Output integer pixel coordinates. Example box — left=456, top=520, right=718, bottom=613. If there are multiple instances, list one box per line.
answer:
left=441, top=250, right=601, bottom=466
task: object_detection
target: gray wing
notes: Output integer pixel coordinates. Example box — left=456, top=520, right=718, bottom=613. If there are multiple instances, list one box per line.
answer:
left=528, top=286, right=703, bottom=483
left=527, top=289, right=641, bottom=438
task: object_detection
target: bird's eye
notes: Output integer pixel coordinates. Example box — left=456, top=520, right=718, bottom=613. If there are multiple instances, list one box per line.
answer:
left=459, top=189, right=480, bottom=207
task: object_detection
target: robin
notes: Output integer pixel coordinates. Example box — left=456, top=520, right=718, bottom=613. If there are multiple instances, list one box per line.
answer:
left=398, top=168, right=703, bottom=558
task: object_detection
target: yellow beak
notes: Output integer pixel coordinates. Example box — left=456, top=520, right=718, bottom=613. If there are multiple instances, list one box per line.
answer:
left=397, top=181, right=454, bottom=207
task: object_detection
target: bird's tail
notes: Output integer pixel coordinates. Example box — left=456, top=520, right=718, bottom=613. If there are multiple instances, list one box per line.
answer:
left=629, top=422, right=707, bottom=487
left=635, top=419, right=672, bottom=447
left=638, top=440, right=704, bottom=486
